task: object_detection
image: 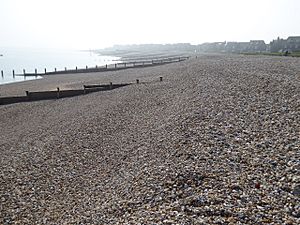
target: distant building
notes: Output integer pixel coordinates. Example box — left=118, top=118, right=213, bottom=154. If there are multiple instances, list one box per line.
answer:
left=195, top=35, right=299, bottom=54
left=270, top=37, right=287, bottom=52
left=270, top=36, right=300, bottom=53
left=286, top=36, right=300, bottom=52
left=248, top=40, right=267, bottom=52
left=198, top=42, right=225, bottom=52
left=225, top=42, right=249, bottom=53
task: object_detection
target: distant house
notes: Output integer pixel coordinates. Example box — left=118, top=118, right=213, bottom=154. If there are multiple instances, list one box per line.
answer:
left=286, top=36, right=300, bottom=52
left=198, top=42, right=225, bottom=52
left=225, top=42, right=249, bottom=53
left=270, top=36, right=300, bottom=53
left=224, top=42, right=236, bottom=53
left=248, top=40, right=267, bottom=52
left=270, top=37, right=287, bottom=52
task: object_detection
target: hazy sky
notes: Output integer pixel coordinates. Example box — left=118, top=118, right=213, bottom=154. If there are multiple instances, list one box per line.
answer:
left=0, top=0, right=299, bottom=49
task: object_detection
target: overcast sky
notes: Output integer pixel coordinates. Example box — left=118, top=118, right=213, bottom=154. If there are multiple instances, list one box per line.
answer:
left=0, top=0, right=299, bottom=49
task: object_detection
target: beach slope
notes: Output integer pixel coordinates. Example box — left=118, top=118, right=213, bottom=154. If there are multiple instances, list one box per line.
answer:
left=0, top=54, right=299, bottom=224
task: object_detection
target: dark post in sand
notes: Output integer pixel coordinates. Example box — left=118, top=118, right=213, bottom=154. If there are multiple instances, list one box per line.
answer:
left=26, top=91, right=30, bottom=100
left=57, top=87, right=60, bottom=99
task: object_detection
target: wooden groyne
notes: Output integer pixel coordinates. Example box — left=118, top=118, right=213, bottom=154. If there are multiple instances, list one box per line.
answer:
left=0, top=75, right=166, bottom=105
left=0, top=83, right=130, bottom=106
left=10, top=56, right=189, bottom=77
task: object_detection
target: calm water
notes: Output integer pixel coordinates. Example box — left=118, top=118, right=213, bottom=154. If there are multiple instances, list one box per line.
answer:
left=0, top=47, right=120, bottom=85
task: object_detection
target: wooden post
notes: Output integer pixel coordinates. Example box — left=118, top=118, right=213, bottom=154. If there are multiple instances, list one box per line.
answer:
left=1, top=70, right=3, bottom=77
left=115, top=64, right=117, bottom=68
left=160, top=77, right=163, bottom=82
left=23, top=69, right=26, bottom=75
left=136, top=79, right=139, bottom=84
left=44, top=68, right=47, bottom=74
left=26, top=91, right=30, bottom=100
left=35, top=69, right=37, bottom=74
left=76, top=66, right=78, bottom=71
left=105, top=64, right=107, bottom=69
left=13, top=70, right=15, bottom=78
left=65, top=67, right=67, bottom=71
left=109, top=82, right=113, bottom=89
left=86, top=65, right=88, bottom=70
left=57, top=87, right=60, bottom=99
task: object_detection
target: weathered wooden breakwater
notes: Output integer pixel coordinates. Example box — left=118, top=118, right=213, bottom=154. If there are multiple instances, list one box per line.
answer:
left=0, top=76, right=165, bottom=105
left=0, top=83, right=131, bottom=105
left=1, top=56, right=189, bottom=77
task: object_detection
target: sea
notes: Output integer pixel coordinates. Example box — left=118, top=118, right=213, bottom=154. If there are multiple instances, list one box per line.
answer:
left=0, top=47, right=120, bottom=85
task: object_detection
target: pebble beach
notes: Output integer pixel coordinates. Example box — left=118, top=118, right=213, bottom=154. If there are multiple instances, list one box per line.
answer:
left=0, top=54, right=299, bottom=224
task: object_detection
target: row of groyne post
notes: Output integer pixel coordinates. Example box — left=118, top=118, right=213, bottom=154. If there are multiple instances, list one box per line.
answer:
left=0, top=76, right=164, bottom=105
left=0, top=56, right=189, bottom=78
